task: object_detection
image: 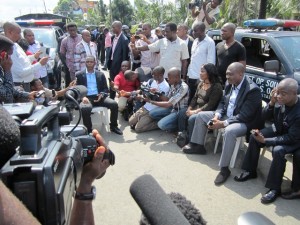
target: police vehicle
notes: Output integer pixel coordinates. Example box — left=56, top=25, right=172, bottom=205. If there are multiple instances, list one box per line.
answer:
left=207, top=19, right=300, bottom=102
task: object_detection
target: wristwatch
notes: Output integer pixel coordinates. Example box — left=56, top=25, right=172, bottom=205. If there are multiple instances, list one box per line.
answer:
left=74, top=186, right=96, bottom=201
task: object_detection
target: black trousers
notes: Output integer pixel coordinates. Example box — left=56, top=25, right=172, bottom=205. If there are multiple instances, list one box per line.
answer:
left=292, top=149, right=300, bottom=191
left=242, top=126, right=300, bottom=191
left=187, top=78, right=198, bottom=104
left=80, top=96, right=118, bottom=132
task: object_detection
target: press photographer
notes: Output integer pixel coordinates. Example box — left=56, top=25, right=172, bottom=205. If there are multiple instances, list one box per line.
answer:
left=0, top=87, right=115, bottom=225
left=190, top=0, right=222, bottom=29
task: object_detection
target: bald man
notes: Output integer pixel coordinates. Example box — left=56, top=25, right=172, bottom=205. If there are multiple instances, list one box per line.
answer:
left=107, top=21, right=130, bottom=99
left=235, top=78, right=300, bottom=204
left=3, top=22, right=48, bottom=91
left=216, top=23, right=246, bottom=84
left=74, top=29, right=98, bottom=72
left=183, top=62, right=262, bottom=184
left=148, top=67, right=189, bottom=132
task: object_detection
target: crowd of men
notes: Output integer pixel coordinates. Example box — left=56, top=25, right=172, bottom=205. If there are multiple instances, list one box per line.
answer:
left=0, top=1, right=300, bottom=223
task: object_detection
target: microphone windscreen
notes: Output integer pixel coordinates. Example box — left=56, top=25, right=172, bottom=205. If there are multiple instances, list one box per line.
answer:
left=130, top=174, right=190, bottom=225
left=0, top=105, right=20, bottom=167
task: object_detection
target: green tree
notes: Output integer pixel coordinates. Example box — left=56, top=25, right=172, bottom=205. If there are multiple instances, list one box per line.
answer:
left=110, top=0, right=134, bottom=25
left=53, top=0, right=72, bottom=17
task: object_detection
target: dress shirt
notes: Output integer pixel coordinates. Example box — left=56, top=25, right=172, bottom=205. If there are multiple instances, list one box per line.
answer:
left=86, top=70, right=98, bottom=96
left=11, top=43, right=42, bottom=82
left=111, top=33, right=121, bottom=60
left=136, top=35, right=159, bottom=69
left=105, top=32, right=112, bottom=48
left=28, top=41, right=47, bottom=79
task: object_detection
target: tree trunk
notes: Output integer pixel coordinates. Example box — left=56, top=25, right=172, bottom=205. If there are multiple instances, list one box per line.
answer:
left=259, top=0, right=268, bottom=19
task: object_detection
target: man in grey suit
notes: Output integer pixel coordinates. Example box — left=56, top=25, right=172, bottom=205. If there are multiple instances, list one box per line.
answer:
left=182, top=62, right=262, bottom=185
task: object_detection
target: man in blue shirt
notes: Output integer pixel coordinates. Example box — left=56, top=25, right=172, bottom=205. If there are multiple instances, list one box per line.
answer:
left=76, top=55, right=122, bottom=135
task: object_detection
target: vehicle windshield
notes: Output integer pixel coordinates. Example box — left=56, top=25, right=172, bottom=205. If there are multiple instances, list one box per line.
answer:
left=275, top=36, right=300, bottom=71
left=30, top=29, right=57, bottom=48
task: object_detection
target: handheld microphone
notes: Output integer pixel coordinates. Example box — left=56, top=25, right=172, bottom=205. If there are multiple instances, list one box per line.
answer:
left=130, top=174, right=190, bottom=225
left=65, top=85, right=87, bottom=101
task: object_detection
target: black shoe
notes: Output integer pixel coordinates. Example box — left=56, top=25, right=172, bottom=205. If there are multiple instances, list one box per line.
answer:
left=281, top=191, right=300, bottom=200
left=214, top=169, right=231, bottom=185
left=261, top=189, right=280, bottom=204
left=234, top=171, right=257, bottom=182
left=182, top=143, right=207, bottom=155
left=130, top=125, right=136, bottom=130
left=110, top=126, right=123, bottom=135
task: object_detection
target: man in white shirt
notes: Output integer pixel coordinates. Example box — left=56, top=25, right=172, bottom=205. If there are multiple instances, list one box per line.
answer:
left=131, top=23, right=189, bottom=79
left=3, top=22, right=48, bottom=92
left=187, top=22, right=216, bottom=101
left=129, top=66, right=170, bottom=132
left=191, top=0, right=222, bottom=29
left=23, top=28, right=49, bottom=88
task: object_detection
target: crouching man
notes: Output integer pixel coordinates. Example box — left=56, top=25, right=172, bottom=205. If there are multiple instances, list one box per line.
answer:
left=128, top=66, right=170, bottom=132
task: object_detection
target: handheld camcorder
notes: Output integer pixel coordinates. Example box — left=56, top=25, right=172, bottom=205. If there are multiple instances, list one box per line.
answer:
left=0, top=85, right=115, bottom=225
left=140, top=82, right=164, bottom=101
left=188, top=0, right=204, bottom=9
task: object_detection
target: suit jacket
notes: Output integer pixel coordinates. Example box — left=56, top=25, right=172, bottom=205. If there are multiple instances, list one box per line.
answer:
left=76, top=70, right=109, bottom=94
left=187, top=35, right=194, bottom=66
left=107, top=33, right=130, bottom=78
left=216, top=76, right=262, bottom=130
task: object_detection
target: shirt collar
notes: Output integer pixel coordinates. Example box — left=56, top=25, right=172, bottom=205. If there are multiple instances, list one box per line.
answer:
left=234, top=76, right=245, bottom=91
left=86, top=69, right=95, bottom=74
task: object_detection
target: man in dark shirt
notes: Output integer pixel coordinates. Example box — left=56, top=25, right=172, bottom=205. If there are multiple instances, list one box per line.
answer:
left=216, top=23, right=246, bottom=84
left=235, top=78, right=300, bottom=204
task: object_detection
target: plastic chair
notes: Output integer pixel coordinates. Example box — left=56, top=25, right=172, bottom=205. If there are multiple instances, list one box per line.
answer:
left=91, top=107, right=110, bottom=131
left=213, top=128, right=245, bottom=168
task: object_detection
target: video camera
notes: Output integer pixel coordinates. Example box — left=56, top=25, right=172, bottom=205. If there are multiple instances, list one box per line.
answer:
left=0, top=85, right=114, bottom=225
left=188, top=0, right=203, bottom=9
left=140, top=82, right=164, bottom=101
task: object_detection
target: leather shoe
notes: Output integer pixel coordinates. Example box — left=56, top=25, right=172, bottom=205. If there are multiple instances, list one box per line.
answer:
left=110, top=126, right=123, bottom=135
left=234, top=171, right=257, bottom=182
left=281, top=190, right=300, bottom=200
left=214, top=170, right=231, bottom=185
left=182, top=143, right=207, bottom=155
left=261, top=189, right=280, bottom=204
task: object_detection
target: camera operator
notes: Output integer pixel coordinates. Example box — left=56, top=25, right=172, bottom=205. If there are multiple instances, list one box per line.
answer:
left=0, top=35, right=37, bottom=103
left=191, top=0, right=222, bottom=29
left=128, top=66, right=170, bottom=132
left=0, top=104, right=111, bottom=225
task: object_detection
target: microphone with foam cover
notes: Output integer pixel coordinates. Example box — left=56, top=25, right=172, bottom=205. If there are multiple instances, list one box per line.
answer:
left=130, top=174, right=190, bottom=225
left=0, top=105, right=20, bottom=168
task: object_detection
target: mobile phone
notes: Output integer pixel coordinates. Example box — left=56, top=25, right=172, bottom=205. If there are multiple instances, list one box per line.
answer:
left=250, top=129, right=258, bottom=136
left=134, top=35, right=140, bottom=40
left=35, top=90, right=45, bottom=98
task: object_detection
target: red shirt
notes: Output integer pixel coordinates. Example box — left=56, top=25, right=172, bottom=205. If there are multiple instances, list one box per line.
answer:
left=114, top=71, right=140, bottom=92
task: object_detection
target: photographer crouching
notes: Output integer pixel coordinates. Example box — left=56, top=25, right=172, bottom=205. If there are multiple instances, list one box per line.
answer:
left=190, top=0, right=223, bottom=29
left=0, top=104, right=112, bottom=225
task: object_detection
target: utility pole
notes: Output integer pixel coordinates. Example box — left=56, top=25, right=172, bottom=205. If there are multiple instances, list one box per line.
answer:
left=109, top=0, right=113, bottom=24
left=42, top=0, right=47, bottom=13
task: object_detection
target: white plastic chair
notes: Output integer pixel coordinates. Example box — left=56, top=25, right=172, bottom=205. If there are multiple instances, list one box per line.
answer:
left=91, top=107, right=110, bottom=131
left=213, top=128, right=245, bottom=168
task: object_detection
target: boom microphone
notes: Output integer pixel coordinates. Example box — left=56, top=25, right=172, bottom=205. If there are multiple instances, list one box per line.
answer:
left=65, top=85, right=87, bottom=101
left=130, top=174, right=190, bottom=225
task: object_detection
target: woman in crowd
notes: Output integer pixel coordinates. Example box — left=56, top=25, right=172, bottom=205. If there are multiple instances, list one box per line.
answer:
left=176, top=63, right=223, bottom=147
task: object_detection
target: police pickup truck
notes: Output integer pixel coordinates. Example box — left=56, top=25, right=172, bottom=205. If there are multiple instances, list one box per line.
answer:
left=207, top=27, right=300, bottom=102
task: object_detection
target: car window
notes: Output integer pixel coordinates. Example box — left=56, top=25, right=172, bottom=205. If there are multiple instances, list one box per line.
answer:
left=274, top=36, right=300, bottom=71
left=31, top=29, right=57, bottom=49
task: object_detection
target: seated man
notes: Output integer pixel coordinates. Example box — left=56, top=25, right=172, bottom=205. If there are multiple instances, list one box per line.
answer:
left=148, top=67, right=189, bottom=132
left=0, top=35, right=36, bottom=103
left=235, top=78, right=300, bottom=204
left=128, top=66, right=170, bottom=132
left=182, top=62, right=262, bottom=185
left=112, top=61, right=140, bottom=113
left=76, top=55, right=122, bottom=135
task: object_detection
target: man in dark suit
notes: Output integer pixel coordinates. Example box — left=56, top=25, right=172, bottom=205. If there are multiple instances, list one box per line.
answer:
left=182, top=62, right=262, bottom=185
left=76, top=56, right=122, bottom=135
left=107, top=21, right=130, bottom=99
left=235, top=78, right=300, bottom=204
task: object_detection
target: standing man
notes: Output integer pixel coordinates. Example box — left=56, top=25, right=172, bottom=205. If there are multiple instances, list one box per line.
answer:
left=60, top=22, right=82, bottom=86
left=182, top=62, right=262, bottom=185
left=191, top=0, right=223, bottom=29
left=107, top=21, right=130, bottom=99
left=235, top=78, right=300, bottom=204
left=23, top=28, right=49, bottom=88
left=187, top=22, right=216, bottom=102
left=132, top=22, right=189, bottom=79
left=148, top=67, right=189, bottom=132
left=74, top=30, right=98, bottom=72
left=77, top=56, right=122, bottom=135
left=216, top=23, right=246, bottom=84
left=130, top=23, right=160, bottom=70
left=3, top=22, right=48, bottom=92
left=102, top=28, right=112, bottom=71
left=177, top=23, right=194, bottom=67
